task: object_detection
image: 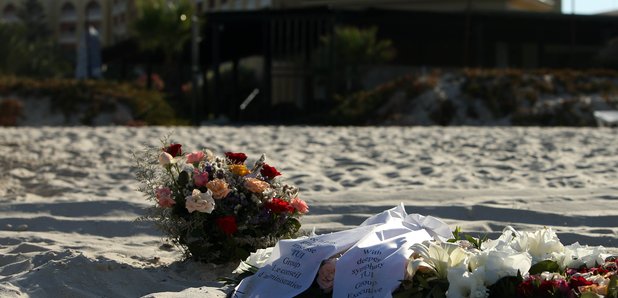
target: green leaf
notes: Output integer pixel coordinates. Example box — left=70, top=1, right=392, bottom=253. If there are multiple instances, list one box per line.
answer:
left=528, top=260, right=561, bottom=275
left=288, top=218, right=302, bottom=233
left=607, top=275, right=618, bottom=298
left=416, top=274, right=431, bottom=289
left=488, top=275, right=522, bottom=298
left=448, top=227, right=462, bottom=242
left=428, top=285, right=446, bottom=298
left=464, top=235, right=480, bottom=248
left=177, top=170, right=189, bottom=187
left=392, top=287, right=422, bottom=298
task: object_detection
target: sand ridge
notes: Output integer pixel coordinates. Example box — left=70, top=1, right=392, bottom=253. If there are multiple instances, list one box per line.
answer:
left=0, top=126, right=616, bottom=297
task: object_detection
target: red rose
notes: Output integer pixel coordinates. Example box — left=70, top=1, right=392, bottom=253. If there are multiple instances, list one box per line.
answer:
left=216, top=215, right=237, bottom=235
left=265, top=198, right=294, bottom=214
left=164, top=144, right=182, bottom=157
left=261, top=164, right=281, bottom=180
left=569, top=275, right=593, bottom=289
left=225, top=152, right=247, bottom=164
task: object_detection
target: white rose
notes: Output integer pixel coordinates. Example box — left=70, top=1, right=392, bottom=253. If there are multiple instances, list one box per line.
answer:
left=158, top=152, right=174, bottom=166
left=185, top=189, right=215, bottom=213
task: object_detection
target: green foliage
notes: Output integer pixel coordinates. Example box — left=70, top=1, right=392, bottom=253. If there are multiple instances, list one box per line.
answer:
left=394, top=275, right=449, bottom=298
left=314, top=26, right=396, bottom=95
left=0, top=0, right=70, bottom=78
left=331, top=75, right=432, bottom=125
left=528, top=260, right=561, bottom=275
left=447, top=226, right=488, bottom=249
left=16, top=0, right=49, bottom=42
left=448, top=227, right=462, bottom=242
left=461, top=68, right=618, bottom=126
left=322, top=26, right=395, bottom=68
left=487, top=273, right=523, bottom=298
left=0, top=76, right=182, bottom=125
left=0, top=24, right=71, bottom=78
left=133, top=0, right=193, bottom=59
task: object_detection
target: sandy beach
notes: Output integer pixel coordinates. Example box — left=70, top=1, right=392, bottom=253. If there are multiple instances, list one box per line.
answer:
left=0, top=126, right=617, bottom=297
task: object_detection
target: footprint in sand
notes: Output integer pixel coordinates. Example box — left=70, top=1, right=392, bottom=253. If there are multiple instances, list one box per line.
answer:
left=9, top=243, right=51, bottom=254
left=0, top=257, right=33, bottom=276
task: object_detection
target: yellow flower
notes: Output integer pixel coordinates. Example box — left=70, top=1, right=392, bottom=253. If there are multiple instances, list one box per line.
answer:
left=229, top=164, right=250, bottom=176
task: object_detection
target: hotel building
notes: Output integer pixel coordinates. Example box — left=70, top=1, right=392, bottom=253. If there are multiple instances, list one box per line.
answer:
left=0, top=0, right=135, bottom=47
left=1, top=0, right=560, bottom=48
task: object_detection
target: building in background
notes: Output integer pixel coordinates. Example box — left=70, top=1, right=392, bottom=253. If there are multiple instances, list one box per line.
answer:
left=194, top=0, right=560, bottom=12
left=0, top=0, right=135, bottom=48
left=0, top=0, right=562, bottom=48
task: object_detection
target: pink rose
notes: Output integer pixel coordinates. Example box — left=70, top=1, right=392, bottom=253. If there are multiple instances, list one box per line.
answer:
left=291, top=197, right=309, bottom=214
left=193, top=170, right=209, bottom=187
left=186, top=151, right=205, bottom=164
left=158, top=152, right=174, bottom=166
left=244, top=178, right=270, bottom=193
left=155, top=187, right=175, bottom=208
left=206, top=179, right=230, bottom=199
left=316, top=258, right=336, bottom=293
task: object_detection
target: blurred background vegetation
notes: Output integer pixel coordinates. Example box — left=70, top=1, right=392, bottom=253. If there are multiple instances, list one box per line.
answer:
left=1, top=0, right=618, bottom=126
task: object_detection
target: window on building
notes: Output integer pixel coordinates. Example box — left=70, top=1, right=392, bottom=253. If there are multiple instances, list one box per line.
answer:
left=86, top=1, right=102, bottom=21
left=60, top=2, right=77, bottom=22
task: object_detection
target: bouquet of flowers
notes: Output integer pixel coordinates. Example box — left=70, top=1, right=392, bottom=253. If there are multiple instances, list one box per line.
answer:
left=401, top=227, right=618, bottom=298
left=135, top=141, right=308, bottom=264
left=231, top=226, right=617, bottom=297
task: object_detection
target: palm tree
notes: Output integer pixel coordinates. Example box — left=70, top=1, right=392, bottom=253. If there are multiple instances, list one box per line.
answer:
left=132, top=0, right=193, bottom=89
left=314, top=26, right=396, bottom=96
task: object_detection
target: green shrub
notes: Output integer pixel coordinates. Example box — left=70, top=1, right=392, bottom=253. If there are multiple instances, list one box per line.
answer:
left=461, top=68, right=618, bottom=122
left=0, top=76, right=183, bottom=125
left=331, top=75, right=433, bottom=125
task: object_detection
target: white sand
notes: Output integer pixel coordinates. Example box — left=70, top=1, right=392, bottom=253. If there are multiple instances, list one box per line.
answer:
left=0, top=126, right=617, bottom=297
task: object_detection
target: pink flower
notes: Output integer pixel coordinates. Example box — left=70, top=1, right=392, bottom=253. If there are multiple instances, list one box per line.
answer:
left=291, top=197, right=309, bottom=214
left=155, top=187, right=175, bottom=208
left=316, top=258, right=337, bottom=293
left=206, top=179, right=230, bottom=199
left=186, top=151, right=205, bottom=164
left=158, top=152, right=174, bottom=166
left=193, top=170, right=209, bottom=187
left=244, top=178, right=270, bottom=193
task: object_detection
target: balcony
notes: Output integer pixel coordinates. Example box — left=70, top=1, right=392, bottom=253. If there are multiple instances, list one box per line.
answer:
left=59, top=12, right=77, bottom=23
left=112, top=5, right=126, bottom=15
left=87, top=10, right=102, bottom=21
